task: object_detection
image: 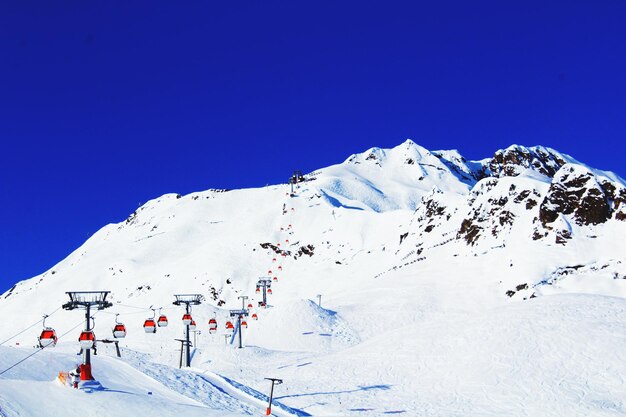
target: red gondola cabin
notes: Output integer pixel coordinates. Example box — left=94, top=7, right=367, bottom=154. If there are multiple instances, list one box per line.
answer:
left=38, top=329, right=57, bottom=348
left=143, top=319, right=157, bottom=333
left=79, top=330, right=95, bottom=349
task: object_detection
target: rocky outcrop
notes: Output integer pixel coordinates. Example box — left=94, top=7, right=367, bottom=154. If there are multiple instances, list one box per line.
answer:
left=488, top=145, right=567, bottom=178
left=456, top=178, right=527, bottom=246
left=539, top=165, right=612, bottom=227
left=600, top=180, right=626, bottom=221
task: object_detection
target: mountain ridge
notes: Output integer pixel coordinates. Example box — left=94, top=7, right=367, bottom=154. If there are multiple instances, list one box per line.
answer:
left=1, top=140, right=625, bottom=416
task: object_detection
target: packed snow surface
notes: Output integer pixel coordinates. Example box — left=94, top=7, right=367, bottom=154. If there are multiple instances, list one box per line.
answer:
left=1, top=140, right=625, bottom=416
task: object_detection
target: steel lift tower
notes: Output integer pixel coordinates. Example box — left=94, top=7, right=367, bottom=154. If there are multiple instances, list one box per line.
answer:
left=256, top=277, right=272, bottom=307
left=173, top=294, right=203, bottom=367
left=229, top=295, right=249, bottom=349
left=288, top=170, right=304, bottom=196
left=62, top=291, right=112, bottom=381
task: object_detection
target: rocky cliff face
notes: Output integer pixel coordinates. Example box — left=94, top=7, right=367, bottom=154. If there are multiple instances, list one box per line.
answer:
left=459, top=147, right=626, bottom=246
left=539, top=165, right=612, bottom=227
left=487, top=145, right=569, bottom=178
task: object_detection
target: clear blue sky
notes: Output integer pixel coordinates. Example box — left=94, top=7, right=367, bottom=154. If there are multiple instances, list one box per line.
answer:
left=1, top=1, right=625, bottom=293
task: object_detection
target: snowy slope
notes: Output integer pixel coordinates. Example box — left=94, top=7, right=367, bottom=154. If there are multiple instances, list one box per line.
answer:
left=0, top=345, right=248, bottom=417
left=1, top=140, right=625, bottom=416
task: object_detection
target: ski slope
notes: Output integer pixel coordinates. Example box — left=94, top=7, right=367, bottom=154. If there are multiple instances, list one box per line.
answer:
left=0, top=345, right=247, bottom=417
left=1, top=140, right=625, bottom=416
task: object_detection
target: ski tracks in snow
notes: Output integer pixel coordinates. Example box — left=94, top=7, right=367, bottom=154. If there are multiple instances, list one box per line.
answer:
left=121, top=350, right=310, bottom=416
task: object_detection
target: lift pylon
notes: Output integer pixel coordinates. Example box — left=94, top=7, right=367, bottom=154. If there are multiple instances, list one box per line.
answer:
left=62, top=291, right=112, bottom=381
left=256, top=278, right=272, bottom=308
left=173, top=294, right=203, bottom=367
left=288, top=170, right=304, bottom=196
left=229, top=305, right=249, bottom=349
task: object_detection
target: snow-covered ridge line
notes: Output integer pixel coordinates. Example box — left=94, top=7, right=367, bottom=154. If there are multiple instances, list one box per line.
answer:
left=0, top=139, right=625, bottom=416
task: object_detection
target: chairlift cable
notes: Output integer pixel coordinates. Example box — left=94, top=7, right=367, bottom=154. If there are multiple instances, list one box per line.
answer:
left=0, top=306, right=62, bottom=346
left=0, top=313, right=91, bottom=377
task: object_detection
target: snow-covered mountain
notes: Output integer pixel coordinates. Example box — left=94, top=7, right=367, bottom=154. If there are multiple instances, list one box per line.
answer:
left=1, top=140, right=625, bottom=416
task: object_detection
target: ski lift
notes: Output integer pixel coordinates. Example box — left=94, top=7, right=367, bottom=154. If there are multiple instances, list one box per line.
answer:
left=225, top=321, right=234, bottom=330
left=267, top=288, right=273, bottom=294
left=241, top=320, right=248, bottom=329
left=112, top=314, right=127, bottom=338
left=285, top=240, right=289, bottom=243
left=157, top=308, right=168, bottom=327
left=143, top=319, right=157, bottom=333
left=272, top=258, right=277, bottom=262
left=208, top=317, right=218, bottom=334
left=259, top=302, right=266, bottom=307
left=255, top=287, right=261, bottom=294
left=268, top=270, right=272, bottom=274
left=247, top=303, right=253, bottom=308
left=157, top=315, right=168, bottom=327
left=273, top=277, right=278, bottom=282
left=278, top=266, right=282, bottom=271
left=182, top=313, right=192, bottom=326
left=189, top=320, right=197, bottom=331
left=144, top=309, right=157, bottom=333
left=38, top=315, right=57, bottom=348
left=79, top=330, right=95, bottom=349
left=251, top=313, right=258, bottom=320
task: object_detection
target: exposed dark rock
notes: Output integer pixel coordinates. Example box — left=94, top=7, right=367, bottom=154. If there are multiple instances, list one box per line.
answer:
left=296, top=244, right=315, bottom=258
left=260, top=242, right=291, bottom=257
left=488, top=146, right=566, bottom=178
left=513, top=190, right=531, bottom=203
left=555, top=229, right=572, bottom=244
left=208, top=286, right=220, bottom=301
left=525, top=199, right=538, bottom=210
left=458, top=218, right=481, bottom=245
left=126, top=211, right=138, bottom=225
left=539, top=165, right=611, bottom=227
left=3, top=285, right=16, bottom=299
left=600, top=181, right=616, bottom=199
left=488, top=196, right=508, bottom=206
left=498, top=210, right=515, bottom=226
